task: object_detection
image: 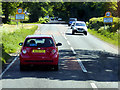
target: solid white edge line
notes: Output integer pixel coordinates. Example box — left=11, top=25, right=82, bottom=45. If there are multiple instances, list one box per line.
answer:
left=90, top=83, right=98, bottom=90
left=77, top=58, right=87, bottom=72
left=0, top=56, right=18, bottom=79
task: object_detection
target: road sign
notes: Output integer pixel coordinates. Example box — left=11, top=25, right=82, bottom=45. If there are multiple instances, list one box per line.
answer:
left=103, top=11, right=113, bottom=23
left=105, top=11, right=111, bottom=17
left=15, top=8, right=25, bottom=20
left=17, top=8, right=23, bottom=14
left=103, top=18, right=113, bottom=23
left=15, top=14, right=25, bottom=20
left=15, top=8, right=25, bottom=28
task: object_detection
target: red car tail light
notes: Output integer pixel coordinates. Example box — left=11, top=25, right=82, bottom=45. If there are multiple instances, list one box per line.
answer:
left=22, top=49, right=27, bottom=54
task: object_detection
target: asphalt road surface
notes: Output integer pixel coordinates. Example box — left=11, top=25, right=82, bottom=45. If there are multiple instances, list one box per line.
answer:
left=1, top=23, right=119, bottom=89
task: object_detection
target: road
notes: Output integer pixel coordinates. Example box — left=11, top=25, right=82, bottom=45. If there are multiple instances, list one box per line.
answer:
left=1, top=23, right=119, bottom=89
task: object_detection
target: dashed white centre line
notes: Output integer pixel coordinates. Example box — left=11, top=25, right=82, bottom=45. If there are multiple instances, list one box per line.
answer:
left=77, top=58, right=87, bottom=72
left=70, top=47, right=76, bottom=54
left=90, top=83, right=98, bottom=90
left=61, top=31, right=87, bottom=73
left=67, top=41, right=70, bottom=45
left=63, top=35, right=67, bottom=40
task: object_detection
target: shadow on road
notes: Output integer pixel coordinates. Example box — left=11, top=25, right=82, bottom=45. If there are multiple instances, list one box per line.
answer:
left=65, top=33, right=84, bottom=36
left=2, top=49, right=119, bottom=82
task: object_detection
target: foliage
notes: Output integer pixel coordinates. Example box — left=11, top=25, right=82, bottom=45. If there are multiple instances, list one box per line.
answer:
left=2, top=2, right=119, bottom=23
left=88, top=29, right=118, bottom=46
left=2, top=25, right=38, bottom=53
left=6, top=21, right=21, bottom=25
left=1, top=25, right=37, bottom=65
left=0, top=2, right=2, bottom=15
left=21, top=2, right=53, bottom=22
left=1, top=44, right=11, bottom=64
left=88, top=16, right=119, bottom=46
left=37, top=17, right=49, bottom=24
left=88, top=17, right=120, bottom=32
left=2, top=2, right=21, bottom=23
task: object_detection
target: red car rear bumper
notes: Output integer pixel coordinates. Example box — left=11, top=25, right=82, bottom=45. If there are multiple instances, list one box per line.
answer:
left=20, top=53, right=59, bottom=65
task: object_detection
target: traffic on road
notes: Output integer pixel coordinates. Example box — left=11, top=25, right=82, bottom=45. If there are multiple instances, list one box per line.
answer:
left=19, top=35, right=62, bottom=71
left=1, top=2, right=119, bottom=89
left=1, top=22, right=119, bottom=89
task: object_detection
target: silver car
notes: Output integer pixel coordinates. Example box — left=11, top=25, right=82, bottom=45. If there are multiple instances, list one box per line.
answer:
left=70, top=21, right=76, bottom=29
left=72, top=21, right=87, bottom=35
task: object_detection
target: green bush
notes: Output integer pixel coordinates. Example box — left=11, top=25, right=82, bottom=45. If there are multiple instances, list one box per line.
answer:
left=88, top=29, right=118, bottom=46
left=2, top=25, right=38, bottom=53
left=97, top=25, right=118, bottom=40
left=88, top=17, right=119, bottom=46
left=37, top=17, right=50, bottom=24
left=88, top=17, right=120, bottom=32
left=1, top=25, right=38, bottom=65
left=7, top=21, right=21, bottom=25
left=44, top=17, right=50, bottom=22
left=37, top=17, right=46, bottom=24
left=88, top=17, right=104, bottom=30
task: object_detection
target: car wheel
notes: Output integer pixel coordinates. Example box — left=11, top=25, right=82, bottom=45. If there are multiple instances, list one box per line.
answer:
left=84, top=31, right=87, bottom=35
left=20, top=64, right=25, bottom=71
left=54, top=65, right=58, bottom=71
left=68, top=24, right=70, bottom=26
left=72, top=31, right=75, bottom=35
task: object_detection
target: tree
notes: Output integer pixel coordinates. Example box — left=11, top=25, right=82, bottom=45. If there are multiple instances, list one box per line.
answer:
left=2, top=2, right=21, bottom=23
left=21, top=2, right=53, bottom=22
left=117, top=1, right=120, bottom=17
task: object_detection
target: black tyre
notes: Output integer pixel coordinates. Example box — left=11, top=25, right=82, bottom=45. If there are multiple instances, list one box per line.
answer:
left=54, top=65, right=58, bottom=71
left=84, top=31, right=87, bottom=35
left=68, top=24, right=70, bottom=26
left=72, top=31, right=75, bottom=35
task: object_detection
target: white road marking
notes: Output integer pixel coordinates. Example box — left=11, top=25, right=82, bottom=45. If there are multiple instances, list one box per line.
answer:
left=0, top=56, right=18, bottom=79
left=70, top=47, right=76, bottom=54
left=90, top=83, right=98, bottom=90
left=60, top=31, right=67, bottom=40
left=77, top=58, right=87, bottom=72
left=64, top=35, right=67, bottom=40
left=60, top=30, right=87, bottom=73
left=67, top=41, right=70, bottom=45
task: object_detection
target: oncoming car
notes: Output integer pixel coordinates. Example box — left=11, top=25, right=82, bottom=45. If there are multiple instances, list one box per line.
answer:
left=68, top=18, right=77, bottom=26
left=19, top=35, right=62, bottom=71
left=70, top=21, right=76, bottom=29
left=72, top=21, right=88, bottom=35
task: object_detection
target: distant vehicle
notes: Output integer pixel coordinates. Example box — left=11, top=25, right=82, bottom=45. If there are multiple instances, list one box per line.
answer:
left=58, top=18, right=62, bottom=21
left=50, top=17, right=54, bottom=20
left=54, top=17, right=58, bottom=20
left=72, top=21, right=87, bottom=35
left=68, top=18, right=77, bottom=26
left=19, top=35, right=62, bottom=71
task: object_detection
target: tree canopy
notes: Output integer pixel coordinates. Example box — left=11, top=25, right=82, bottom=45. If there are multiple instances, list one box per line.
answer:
left=2, top=2, right=119, bottom=23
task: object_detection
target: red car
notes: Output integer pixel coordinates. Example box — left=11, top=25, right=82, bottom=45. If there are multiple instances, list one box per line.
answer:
left=19, top=35, right=62, bottom=71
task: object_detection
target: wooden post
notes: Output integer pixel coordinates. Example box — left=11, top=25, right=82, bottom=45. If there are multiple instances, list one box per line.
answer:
left=104, top=23, right=105, bottom=30
left=22, top=21, right=23, bottom=28
left=17, top=21, right=18, bottom=28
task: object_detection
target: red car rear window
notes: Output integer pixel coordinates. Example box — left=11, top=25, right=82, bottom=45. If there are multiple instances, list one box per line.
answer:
left=24, top=38, right=55, bottom=47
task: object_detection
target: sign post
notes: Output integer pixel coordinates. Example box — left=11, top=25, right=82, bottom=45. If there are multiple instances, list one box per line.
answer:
left=15, top=8, right=25, bottom=28
left=103, top=11, right=113, bottom=30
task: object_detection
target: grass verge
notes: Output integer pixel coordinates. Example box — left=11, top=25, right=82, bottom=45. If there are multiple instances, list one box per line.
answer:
left=88, top=29, right=118, bottom=47
left=1, top=25, right=38, bottom=65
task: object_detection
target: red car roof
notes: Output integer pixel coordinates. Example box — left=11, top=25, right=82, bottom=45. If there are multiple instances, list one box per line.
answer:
left=26, top=35, right=53, bottom=38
